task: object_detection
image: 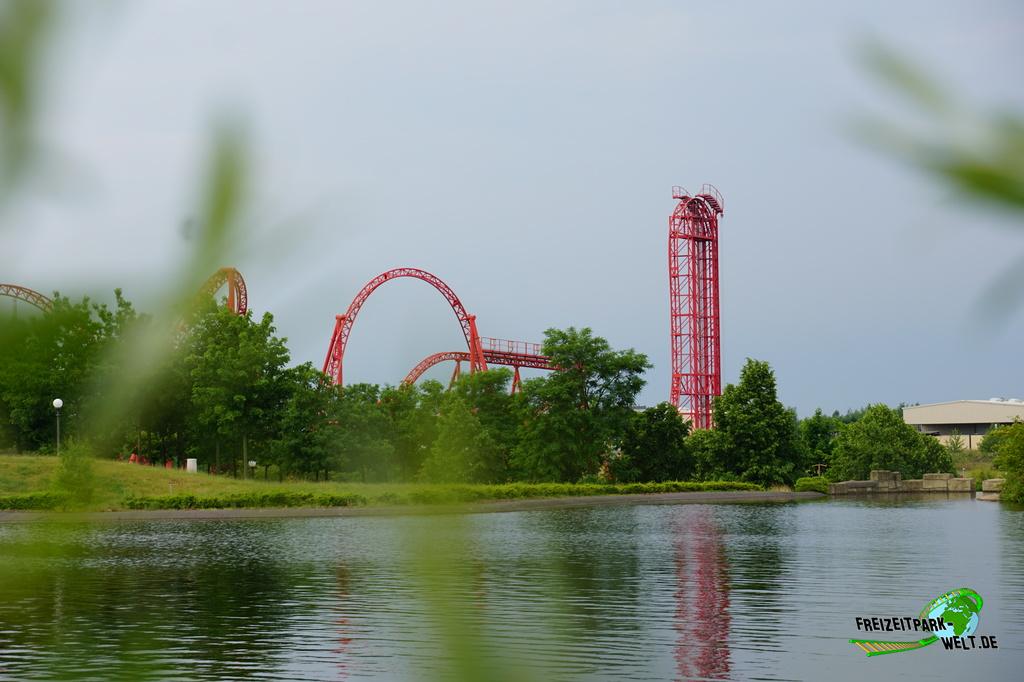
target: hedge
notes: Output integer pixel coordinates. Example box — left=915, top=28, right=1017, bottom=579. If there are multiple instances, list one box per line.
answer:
left=1, top=481, right=765, bottom=512
left=794, top=477, right=829, bottom=494
left=0, top=492, right=71, bottom=510
left=120, top=481, right=762, bottom=511
left=121, top=491, right=368, bottom=510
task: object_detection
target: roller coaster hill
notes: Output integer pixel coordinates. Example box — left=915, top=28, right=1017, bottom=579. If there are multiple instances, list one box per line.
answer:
left=2, top=184, right=724, bottom=419
left=1, top=266, right=555, bottom=395
left=1, top=268, right=250, bottom=318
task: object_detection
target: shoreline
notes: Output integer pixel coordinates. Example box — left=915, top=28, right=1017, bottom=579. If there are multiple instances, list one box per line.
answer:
left=0, top=489, right=823, bottom=522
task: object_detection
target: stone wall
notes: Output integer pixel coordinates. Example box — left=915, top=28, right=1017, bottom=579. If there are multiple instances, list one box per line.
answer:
left=977, top=478, right=1005, bottom=502
left=829, top=470, right=974, bottom=495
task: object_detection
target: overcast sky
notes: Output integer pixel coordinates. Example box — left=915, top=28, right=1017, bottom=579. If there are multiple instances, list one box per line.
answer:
left=2, top=0, right=1023, bottom=416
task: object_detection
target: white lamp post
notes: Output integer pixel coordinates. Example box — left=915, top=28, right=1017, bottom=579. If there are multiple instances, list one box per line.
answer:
left=52, top=398, right=63, bottom=456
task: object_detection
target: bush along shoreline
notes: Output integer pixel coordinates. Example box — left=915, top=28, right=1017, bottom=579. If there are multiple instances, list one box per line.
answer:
left=0, top=491, right=72, bottom=511
left=794, top=477, right=829, bottom=494
left=0, top=481, right=767, bottom=512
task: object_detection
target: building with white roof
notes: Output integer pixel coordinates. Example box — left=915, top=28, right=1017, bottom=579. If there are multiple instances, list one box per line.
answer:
left=902, top=399, right=1024, bottom=448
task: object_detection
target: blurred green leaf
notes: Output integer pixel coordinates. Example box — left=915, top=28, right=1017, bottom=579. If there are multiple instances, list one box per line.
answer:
left=858, top=42, right=1024, bottom=214
left=858, top=41, right=1024, bottom=322
left=87, top=123, right=250, bottom=442
left=861, top=41, right=952, bottom=114
left=0, top=0, right=55, bottom=202
left=181, top=121, right=249, bottom=301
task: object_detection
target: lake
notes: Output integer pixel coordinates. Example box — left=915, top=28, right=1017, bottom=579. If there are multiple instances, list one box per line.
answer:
left=1, top=496, right=1021, bottom=680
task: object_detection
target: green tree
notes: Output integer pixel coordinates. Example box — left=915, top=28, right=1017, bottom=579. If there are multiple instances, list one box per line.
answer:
left=133, top=346, right=192, bottom=465
left=830, top=404, right=953, bottom=481
left=268, top=363, right=340, bottom=479
left=612, top=402, right=692, bottom=482
left=379, top=383, right=432, bottom=480
left=512, top=327, right=649, bottom=482
left=834, top=406, right=870, bottom=424
left=714, top=359, right=805, bottom=486
left=186, top=304, right=290, bottom=476
left=419, top=396, right=496, bottom=483
left=994, top=422, right=1024, bottom=503
left=0, top=292, right=135, bottom=451
left=980, top=423, right=1014, bottom=456
left=333, top=383, right=394, bottom=481
left=687, top=427, right=731, bottom=481
left=449, top=368, right=516, bottom=482
left=800, top=408, right=842, bottom=474
left=946, top=429, right=966, bottom=461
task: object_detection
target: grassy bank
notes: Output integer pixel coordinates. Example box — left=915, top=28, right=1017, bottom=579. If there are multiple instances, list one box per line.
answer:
left=0, top=455, right=762, bottom=512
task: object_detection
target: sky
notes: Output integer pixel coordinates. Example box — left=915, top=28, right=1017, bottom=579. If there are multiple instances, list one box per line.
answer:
left=2, top=0, right=1022, bottom=416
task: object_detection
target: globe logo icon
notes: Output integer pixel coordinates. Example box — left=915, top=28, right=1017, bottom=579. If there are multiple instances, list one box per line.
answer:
left=922, top=589, right=983, bottom=639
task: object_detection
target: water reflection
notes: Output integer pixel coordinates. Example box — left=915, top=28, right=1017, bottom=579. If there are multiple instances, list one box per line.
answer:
left=334, top=562, right=353, bottom=680
left=523, top=508, right=644, bottom=645
left=673, top=509, right=731, bottom=680
left=0, top=521, right=307, bottom=679
left=0, top=500, right=1022, bottom=681
left=722, top=505, right=802, bottom=679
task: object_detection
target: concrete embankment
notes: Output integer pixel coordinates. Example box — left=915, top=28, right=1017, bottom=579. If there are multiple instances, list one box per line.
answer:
left=977, top=478, right=1005, bottom=502
left=0, top=489, right=824, bottom=522
left=829, top=470, right=975, bottom=495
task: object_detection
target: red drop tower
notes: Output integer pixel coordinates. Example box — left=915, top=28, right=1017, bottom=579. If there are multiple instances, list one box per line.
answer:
left=668, top=185, right=724, bottom=429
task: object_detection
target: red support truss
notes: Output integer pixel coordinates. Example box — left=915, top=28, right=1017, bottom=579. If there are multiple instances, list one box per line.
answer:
left=0, top=283, right=53, bottom=312
left=323, top=268, right=488, bottom=386
left=669, top=184, right=723, bottom=429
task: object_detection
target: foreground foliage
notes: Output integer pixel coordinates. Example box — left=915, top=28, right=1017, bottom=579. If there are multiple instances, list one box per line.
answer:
left=52, top=440, right=95, bottom=508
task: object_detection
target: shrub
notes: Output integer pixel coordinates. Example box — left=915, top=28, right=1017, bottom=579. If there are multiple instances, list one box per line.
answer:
left=969, top=468, right=999, bottom=491
left=794, top=476, right=828, bottom=494
left=121, top=491, right=367, bottom=510
left=0, top=491, right=70, bottom=510
left=52, top=440, right=95, bottom=507
left=980, top=424, right=1012, bottom=455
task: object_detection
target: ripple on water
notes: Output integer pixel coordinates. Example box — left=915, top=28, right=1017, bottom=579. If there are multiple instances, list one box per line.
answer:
left=0, top=498, right=1021, bottom=681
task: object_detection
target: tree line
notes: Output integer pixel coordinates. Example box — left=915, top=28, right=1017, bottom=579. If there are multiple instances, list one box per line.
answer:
left=0, top=291, right=956, bottom=485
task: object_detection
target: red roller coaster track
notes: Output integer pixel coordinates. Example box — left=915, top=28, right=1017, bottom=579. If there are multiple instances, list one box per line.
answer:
left=197, top=267, right=248, bottom=315
left=403, top=337, right=553, bottom=393
left=322, top=268, right=490, bottom=386
left=10, top=179, right=730, bottom=415
left=0, top=284, right=53, bottom=312
left=669, top=184, right=723, bottom=429
left=2, top=268, right=249, bottom=318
